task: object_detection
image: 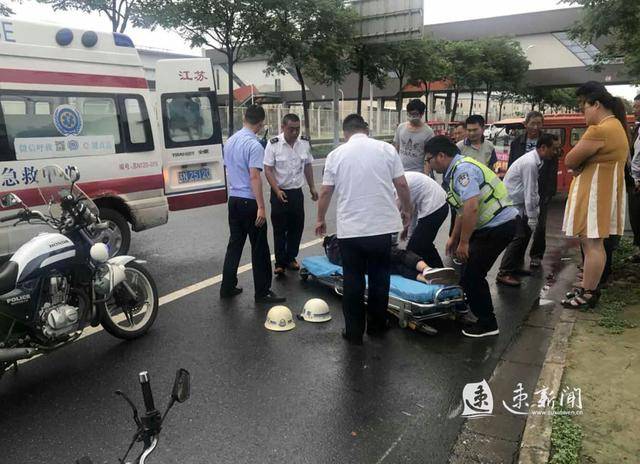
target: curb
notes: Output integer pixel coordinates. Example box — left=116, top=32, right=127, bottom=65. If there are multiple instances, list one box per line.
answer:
left=517, top=281, right=578, bottom=463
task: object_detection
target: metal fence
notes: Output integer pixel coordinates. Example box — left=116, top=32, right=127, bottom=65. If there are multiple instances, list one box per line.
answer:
left=217, top=105, right=407, bottom=140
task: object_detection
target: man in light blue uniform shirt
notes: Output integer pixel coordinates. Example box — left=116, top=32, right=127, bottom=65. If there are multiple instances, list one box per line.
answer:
left=426, top=136, right=517, bottom=338
left=497, top=134, right=558, bottom=287
left=221, top=105, right=285, bottom=304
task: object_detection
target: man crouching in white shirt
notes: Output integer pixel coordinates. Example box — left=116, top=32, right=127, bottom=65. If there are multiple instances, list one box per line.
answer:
left=497, top=133, right=558, bottom=287
left=316, top=114, right=412, bottom=345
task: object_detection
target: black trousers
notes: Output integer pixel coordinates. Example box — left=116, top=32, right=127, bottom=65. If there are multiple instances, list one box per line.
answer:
left=390, top=247, right=422, bottom=280
left=500, top=215, right=532, bottom=273
left=461, top=219, right=517, bottom=325
left=270, top=188, right=305, bottom=267
left=221, top=196, right=272, bottom=297
left=407, top=203, right=448, bottom=268
left=529, top=198, right=550, bottom=260
left=338, top=234, right=392, bottom=338
left=625, top=166, right=640, bottom=247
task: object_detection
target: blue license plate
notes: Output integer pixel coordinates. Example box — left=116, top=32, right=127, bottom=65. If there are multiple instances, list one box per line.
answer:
left=178, top=167, right=211, bottom=184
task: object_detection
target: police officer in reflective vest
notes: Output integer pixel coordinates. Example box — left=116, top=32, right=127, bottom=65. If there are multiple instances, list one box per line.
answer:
left=425, top=136, right=518, bottom=338
left=264, top=114, right=318, bottom=275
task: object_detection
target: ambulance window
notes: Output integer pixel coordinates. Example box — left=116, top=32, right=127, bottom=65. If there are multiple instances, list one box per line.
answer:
left=35, top=102, right=51, bottom=115
left=570, top=128, right=586, bottom=146
left=1, top=100, right=26, bottom=115
left=162, top=93, right=219, bottom=148
left=79, top=97, right=121, bottom=145
left=0, top=92, right=124, bottom=160
left=124, top=98, right=147, bottom=144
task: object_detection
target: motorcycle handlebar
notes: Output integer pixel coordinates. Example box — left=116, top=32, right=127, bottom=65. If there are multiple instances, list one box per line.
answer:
left=139, top=371, right=156, bottom=413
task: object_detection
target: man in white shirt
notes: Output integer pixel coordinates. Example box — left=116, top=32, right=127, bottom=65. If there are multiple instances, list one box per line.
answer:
left=316, top=114, right=412, bottom=345
left=393, top=99, right=435, bottom=174
left=497, top=134, right=557, bottom=287
left=403, top=171, right=449, bottom=268
left=264, top=114, right=318, bottom=275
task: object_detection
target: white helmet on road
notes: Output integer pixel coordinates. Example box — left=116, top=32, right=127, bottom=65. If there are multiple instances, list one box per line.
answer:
left=265, top=305, right=295, bottom=332
left=300, top=298, right=331, bottom=323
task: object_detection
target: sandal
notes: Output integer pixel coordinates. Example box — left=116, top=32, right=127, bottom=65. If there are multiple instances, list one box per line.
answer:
left=561, top=288, right=600, bottom=309
left=565, top=287, right=584, bottom=299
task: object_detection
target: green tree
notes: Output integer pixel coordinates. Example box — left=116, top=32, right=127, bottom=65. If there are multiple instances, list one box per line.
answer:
left=148, top=0, right=265, bottom=136
left=35, top=0, right=155, bottom=32
left=348, top=42, right=392, bottom=116
left=0, top=2, right=13, bottom=15
left=251, top=0, right=356, bottom=137
left=478, top=38, right=529, bottom=122
left=563, top=0, right=640, bottom=80
left=442, top=40, right=484, bottom=121
left=384, top=39, right=426, bottom=124
left=407, top=37, right=450, bottom=121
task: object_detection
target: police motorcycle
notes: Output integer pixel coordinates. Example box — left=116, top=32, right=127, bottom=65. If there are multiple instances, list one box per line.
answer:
left=0, top=165, right=159, bottom=376
left=77, top=368, right=190, bottom=464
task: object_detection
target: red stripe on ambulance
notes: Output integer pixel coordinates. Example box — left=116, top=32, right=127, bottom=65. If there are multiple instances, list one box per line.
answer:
left=0, top=68, right=148, bottom=89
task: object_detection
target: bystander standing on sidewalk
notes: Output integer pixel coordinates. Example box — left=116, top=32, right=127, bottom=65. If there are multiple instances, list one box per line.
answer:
left=562, top=82, right=629, bottom=309
left=394, top=99, right=435, bottom=175
left=457, top=114, right=498, bottom=170
left=508, top=111, right=560, bottom=268
left=497, top=134, right=558, bottom=287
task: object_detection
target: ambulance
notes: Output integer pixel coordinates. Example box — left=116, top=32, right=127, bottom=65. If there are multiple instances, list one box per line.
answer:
left=0, top=18, right=226, bottom=257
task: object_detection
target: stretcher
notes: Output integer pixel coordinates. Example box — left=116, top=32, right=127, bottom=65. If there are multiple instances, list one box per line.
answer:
left=300, top=256, right=466, bottom=335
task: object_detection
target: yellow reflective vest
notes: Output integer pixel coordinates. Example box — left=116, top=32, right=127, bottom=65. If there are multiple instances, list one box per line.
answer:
left=447, top=156, right=512, bottom=228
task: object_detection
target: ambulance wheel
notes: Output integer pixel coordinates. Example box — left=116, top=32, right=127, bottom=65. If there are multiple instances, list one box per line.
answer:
left=94, top=208, right=131, bottom=257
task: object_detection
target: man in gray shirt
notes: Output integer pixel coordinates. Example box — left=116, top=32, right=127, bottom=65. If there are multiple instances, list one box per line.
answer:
left=394, top=99, right=435, bottom=173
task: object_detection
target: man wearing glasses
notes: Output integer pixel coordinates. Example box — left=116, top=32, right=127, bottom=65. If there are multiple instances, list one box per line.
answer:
left=393, top=99, right=435, bottom=175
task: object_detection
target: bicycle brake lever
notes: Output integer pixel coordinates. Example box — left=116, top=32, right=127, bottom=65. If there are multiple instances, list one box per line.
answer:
left=115, top=390, right=142, bottom=428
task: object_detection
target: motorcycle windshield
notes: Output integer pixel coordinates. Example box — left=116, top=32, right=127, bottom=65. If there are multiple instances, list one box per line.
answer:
left=35, top=165, right=99, bottom=218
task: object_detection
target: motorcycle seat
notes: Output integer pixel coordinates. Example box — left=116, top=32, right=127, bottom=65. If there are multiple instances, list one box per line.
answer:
left=0, top=261, right=18, bottom=295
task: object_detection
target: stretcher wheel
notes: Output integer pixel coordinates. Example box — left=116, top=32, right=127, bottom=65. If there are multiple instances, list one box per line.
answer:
left=299, top=268, right=310, bottom=282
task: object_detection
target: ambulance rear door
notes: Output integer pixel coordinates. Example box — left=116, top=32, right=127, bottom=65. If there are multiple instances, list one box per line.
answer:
left=155, top=58, right=226, bottom=211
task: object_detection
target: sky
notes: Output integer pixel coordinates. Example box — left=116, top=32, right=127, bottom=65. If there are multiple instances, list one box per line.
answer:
left=3, top=0, right=638, bottom=100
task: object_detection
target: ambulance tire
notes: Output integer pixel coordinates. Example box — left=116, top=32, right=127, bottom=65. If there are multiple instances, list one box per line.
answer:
left=96, top=208, right=131, bottom=257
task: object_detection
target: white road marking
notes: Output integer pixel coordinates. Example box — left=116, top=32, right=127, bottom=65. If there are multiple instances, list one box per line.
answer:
left=15, top=237, right=324, bottom=366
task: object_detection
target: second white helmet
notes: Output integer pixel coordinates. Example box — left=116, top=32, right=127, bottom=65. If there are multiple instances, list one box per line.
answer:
left=300, top=298, right=331, bottom=323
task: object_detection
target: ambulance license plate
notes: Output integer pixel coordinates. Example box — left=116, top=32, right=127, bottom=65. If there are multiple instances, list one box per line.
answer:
left=178, top=167, right=211, bottom=184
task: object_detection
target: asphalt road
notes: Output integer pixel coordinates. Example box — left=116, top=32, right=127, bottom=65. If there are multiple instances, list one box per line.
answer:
left=0, top=162, right=559, bottom=464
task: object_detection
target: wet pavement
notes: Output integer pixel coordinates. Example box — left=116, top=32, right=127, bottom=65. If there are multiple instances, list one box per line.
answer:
left=0, top=163, right=564, bottom=464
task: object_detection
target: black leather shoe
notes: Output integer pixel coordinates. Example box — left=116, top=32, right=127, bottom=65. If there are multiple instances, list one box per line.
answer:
left=220, top=287, right=243, bottom=299
left=255, top=291, right=286, bottom=304
left=341, top=329, right=363, bottom=345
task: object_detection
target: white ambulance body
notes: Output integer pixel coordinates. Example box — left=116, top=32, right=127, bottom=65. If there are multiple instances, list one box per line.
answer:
left=0, top=18, right=226, bottom=256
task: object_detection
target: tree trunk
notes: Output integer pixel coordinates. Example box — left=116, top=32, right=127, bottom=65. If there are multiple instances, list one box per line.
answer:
left=357, top=60, right=364, bottom=116
left=295, top=65, right=311, bottom=137
left=451, top=88, right=459, bottom=122
left=469, top=91, right=475, bottom=118
left=531, top=101, right=535, bottom=111
left=484, top=86, right=492, bottom=122
left=228, top=55, right=235, bottom=136
left=498, top=99, right=505, bottom=120
left=396, top=75, right=404, bottom=125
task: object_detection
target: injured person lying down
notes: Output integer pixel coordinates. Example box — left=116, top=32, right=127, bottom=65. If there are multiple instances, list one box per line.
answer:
left=323, top=234, right=456, bottom=285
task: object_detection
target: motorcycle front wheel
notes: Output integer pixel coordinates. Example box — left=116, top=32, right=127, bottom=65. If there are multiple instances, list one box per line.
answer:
left=100, top=262, right=159, bottom=340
